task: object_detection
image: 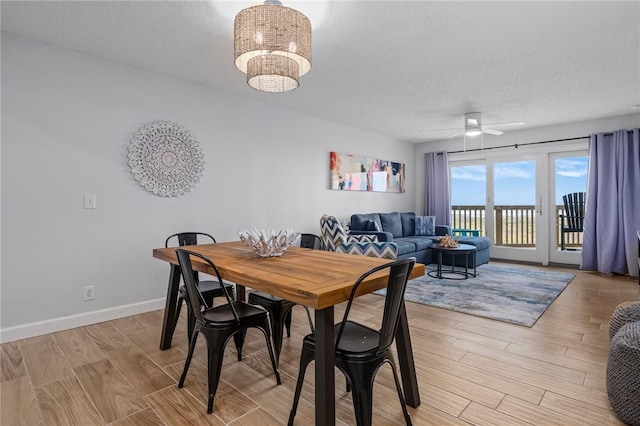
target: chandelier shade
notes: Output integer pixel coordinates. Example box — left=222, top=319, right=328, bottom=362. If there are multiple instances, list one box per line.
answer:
left=247, top=54, right=299, bottom=92
left=234, top=1, right=312, bottom=93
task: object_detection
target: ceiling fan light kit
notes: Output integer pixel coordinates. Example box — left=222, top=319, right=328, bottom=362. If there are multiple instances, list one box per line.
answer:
left=234, top=0, right=312, bottom=93
left=431, top=112, right=524, bottom=149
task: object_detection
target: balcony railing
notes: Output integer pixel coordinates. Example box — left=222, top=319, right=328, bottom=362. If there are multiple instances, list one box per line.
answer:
left=451, top=205, right=583, bottom=249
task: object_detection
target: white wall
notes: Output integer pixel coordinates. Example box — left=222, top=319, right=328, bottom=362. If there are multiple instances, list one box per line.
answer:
left=0, top=33, right=416, bottom=340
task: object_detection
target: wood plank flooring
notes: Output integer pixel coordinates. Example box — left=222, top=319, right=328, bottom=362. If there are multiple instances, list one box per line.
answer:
left=1, top=263, right=638, bottom=425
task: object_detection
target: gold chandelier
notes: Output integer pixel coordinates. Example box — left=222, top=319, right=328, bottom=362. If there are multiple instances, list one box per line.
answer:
left=234, top=0, right=312, bottom=93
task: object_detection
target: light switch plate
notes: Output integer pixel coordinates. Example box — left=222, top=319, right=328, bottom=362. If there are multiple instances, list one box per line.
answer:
left=83, top=194, right=97, bottom=209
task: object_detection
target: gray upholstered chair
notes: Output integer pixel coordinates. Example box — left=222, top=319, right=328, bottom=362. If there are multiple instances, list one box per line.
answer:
left=606, top=301, right=640, bottom=426
left=609, top=301, right=640, bottom=340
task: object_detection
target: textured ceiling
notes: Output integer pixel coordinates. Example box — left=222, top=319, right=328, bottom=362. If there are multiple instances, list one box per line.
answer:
left=2, top=1, right=639, bottom=143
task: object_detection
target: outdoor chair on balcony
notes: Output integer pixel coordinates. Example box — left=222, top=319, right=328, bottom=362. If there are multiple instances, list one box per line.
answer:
left=560, top=192, right=585, bottom=251
left=452, top=228, right=480, bottom=237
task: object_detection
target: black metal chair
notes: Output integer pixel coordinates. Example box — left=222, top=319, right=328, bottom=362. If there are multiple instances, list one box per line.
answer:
left=560, top=192, right=585, bottom=250
left=288, top=257, right=416, bottom=426
left=175, top=249, right=281, bottom=414
left=300, top=232, right=323, bottom=250
left=247, top=233, right=320, bottom=363
left=166, top=232, right=236, bottom=342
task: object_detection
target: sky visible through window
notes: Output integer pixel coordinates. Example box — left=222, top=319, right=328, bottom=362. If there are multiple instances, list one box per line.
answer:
left=451, top=157, right=588, bottom=206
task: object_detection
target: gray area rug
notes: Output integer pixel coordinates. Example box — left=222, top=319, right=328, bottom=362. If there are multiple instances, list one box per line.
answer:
left=377, top=263, right=575, bottom=327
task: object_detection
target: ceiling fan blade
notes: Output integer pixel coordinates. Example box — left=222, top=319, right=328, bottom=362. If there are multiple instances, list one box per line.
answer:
left=446, top=131, right=465, bottom=139
left=482, top=128, right=503, bottom=136
left=485, top=121, right=525, bottom=128
left=423, top=127, right=463, bottom=132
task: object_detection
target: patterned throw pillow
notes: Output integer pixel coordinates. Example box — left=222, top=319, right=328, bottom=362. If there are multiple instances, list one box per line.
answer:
left=415, top=216, right=436, bottom=236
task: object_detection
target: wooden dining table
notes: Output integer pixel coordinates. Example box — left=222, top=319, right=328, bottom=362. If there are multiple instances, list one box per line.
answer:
left=153, top=241, right=424, bottom=425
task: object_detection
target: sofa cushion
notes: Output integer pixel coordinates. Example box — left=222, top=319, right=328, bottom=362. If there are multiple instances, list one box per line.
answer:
left=350, top=213, right=381, bottom=232
left=379, top=212, right=403, bottom=238
left=415, top=215, right=436, bottom=236
left=398, top=236, right=436, bottom=251
left=366, top=220, right=381, bottom=232
left=399, top=212, right=415, bottom=237
left=394, top=240, right=417, bottom=255
left=455, top=236, right=491, bottom=250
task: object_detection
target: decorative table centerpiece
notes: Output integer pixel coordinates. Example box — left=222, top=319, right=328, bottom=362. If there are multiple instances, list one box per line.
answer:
left=438, top=235, right=459, bottom=248
left=238, top=229, right=299, bottom=257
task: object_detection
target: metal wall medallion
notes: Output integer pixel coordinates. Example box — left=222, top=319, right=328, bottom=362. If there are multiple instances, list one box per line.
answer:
left=128, top=121, right=205, bottom=197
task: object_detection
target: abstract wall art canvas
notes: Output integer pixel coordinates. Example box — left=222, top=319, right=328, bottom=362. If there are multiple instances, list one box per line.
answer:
left=329, top=151, right=405, bottom=192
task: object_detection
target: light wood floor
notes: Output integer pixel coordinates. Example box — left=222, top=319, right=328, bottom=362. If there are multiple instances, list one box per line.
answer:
left=2, top=263, right=639, bottom=425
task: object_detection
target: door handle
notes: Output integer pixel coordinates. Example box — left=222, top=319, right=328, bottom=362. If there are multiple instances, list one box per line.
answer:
left=537, top=196, right=543, bottom=215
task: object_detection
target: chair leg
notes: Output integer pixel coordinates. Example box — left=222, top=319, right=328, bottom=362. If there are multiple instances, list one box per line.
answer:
left=271, top=308, right=290, bottom=364
left=186, top=310, right=196, bottom=345
left=174, top=295, right=184, bottom=331
left=179, top=295, right=196, bottom=345
left=386, top=358, right=412, bottom=426
left=351, top=386, right=375, bottom=426
left=303, top=306, right=315, bottom=333
left=179, top=328, right=200, bottom=388
left=284, top=309, right=292, bottom=338
left=203, top=328, right=228, bottom=414
left=341, top=361, right=379, bottom=426
left=233, top=331, right=246, bottom=361
left=258, top=316, right=282, bottom=385
left=288, top=345, right=315, bottom=426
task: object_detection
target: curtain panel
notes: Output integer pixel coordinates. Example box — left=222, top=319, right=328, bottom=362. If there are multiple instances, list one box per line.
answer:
left=424, top=152, right=451, bottom=227
left=581, top=128, right=640, bottom=277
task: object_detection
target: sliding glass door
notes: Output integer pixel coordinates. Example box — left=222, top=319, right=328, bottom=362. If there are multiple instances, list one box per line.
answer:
left=491, top=158, right=540, bottom=261
left=449, top=142, right=588, bottom=265
left=450, top=162, right=487, bottom=235
left=450, top=155, right=542, bottom=262
left=548, top=151, right=588, bottom=264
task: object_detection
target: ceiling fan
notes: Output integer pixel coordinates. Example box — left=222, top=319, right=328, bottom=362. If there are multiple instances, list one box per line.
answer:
left=426, top=112, right=524, bottom=139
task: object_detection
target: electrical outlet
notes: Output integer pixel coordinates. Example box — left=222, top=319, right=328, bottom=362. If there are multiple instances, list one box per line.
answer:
left=83, top=285, right=95, bottom=301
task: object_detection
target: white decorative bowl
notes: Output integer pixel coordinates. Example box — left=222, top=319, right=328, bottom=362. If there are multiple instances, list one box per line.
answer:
left=238, top=228, right=299, bottom=257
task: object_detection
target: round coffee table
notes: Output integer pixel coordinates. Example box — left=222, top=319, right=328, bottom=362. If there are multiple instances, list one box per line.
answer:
left=428, top=243, right=477, bottom=280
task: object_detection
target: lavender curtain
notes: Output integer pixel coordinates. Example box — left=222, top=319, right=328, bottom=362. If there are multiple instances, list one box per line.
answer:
left=424, top=151, right=451, bottom=226
left=581, top=129, right=640, bottom=277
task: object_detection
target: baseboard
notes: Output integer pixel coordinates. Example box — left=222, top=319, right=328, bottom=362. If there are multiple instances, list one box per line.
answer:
left=0, top=298, right=166, bottom=344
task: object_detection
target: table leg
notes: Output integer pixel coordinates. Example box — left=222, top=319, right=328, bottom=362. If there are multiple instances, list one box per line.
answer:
left=315, top=307, right=335, bottom=426
left=160, top=264, right=182, bottom=350
left=437, top=251, right=443, bottom=278
left=473, top=251, right=477, bottom=277
left=395, top=301, right=421, bottom=407
left=465, top=252, right=469, bottom=278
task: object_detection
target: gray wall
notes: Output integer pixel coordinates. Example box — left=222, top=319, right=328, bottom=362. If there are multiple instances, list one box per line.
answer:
left=1, top=33, right=415, bottom=337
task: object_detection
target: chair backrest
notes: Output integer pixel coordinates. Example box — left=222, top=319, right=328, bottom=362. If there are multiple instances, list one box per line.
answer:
left=166, top=232, right=216, bottom=281
left=165, top=232, right=216, bottom=248
left=562, top=192, right=586, bottom=230
left=175, top=249, right=239, bottom=324
left=300, top=233, right=322, bottom=250
left=335, top=257, right=415, bottom=354
left=320, top=215, right=348, bottom=251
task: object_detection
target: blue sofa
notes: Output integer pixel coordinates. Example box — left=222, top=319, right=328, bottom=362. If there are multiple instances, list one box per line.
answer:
left=349, top=212, right=491, bottom=267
